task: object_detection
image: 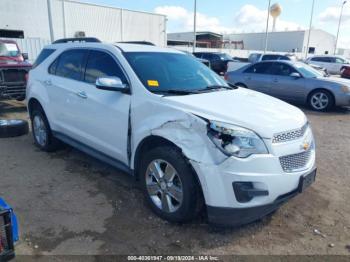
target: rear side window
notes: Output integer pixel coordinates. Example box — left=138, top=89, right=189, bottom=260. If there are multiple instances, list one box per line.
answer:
left=244, top=62, right=272, bottom=74
left=54, top=49, right=88, bottom=81
left=32, top=49, right=55, bottom=69
left=84, top=50, right=127, bottom=84
left=262, top=55, right=279, bottom=61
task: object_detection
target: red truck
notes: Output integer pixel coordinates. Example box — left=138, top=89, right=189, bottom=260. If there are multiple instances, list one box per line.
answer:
left=0, top=39, right=32, bottom=101
left=341, top=66, right=350, bottom=79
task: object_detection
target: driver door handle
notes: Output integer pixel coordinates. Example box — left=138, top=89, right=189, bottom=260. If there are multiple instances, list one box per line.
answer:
left=76, top=91, right=88, bottom=99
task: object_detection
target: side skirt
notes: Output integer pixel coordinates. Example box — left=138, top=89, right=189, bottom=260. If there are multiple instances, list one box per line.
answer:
left=52, top=131, right=133, bottom=175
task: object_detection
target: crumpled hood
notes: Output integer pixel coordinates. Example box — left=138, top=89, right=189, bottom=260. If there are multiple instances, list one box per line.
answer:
left=163, top=88, right=307, bottom=138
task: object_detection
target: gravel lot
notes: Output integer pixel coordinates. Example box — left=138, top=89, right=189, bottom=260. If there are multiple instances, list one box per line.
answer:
left=0, top=100, right=350, bottom=256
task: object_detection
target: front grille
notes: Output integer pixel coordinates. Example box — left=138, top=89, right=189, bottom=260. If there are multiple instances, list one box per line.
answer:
left=2, top=69, right=27, bottom=83
left=280, top=149, right=312, bottom=173
left=272, top=123, right=308, bottom=143
left=0, top=210, right=14, bottom=257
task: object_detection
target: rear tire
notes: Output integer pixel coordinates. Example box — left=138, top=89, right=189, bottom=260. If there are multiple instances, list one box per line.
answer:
left=0, top=119, right=29, bottom=138
left=308, top=90, right=334, bottom=112
left=30, top=108, right=60, bottom=152
left=139, top=146, right=202, bottom=223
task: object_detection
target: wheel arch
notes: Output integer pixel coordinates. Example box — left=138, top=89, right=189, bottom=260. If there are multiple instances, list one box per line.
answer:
left=307, top=88, right=335, bottom=103
left=27, top=98, right=44, bottom=117
left=133, top=134, right=205, bottom=208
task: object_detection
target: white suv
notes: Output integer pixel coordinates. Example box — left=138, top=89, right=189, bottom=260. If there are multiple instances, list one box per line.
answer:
left=306, top=55, right=350, bottom=75
left=26, top=38, right=316, bottom=226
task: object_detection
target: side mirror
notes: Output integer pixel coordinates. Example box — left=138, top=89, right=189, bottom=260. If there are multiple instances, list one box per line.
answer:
left=96, top=77, right=129, bottom=93
left=22, top=53, right=29, bottom=60
left=290, top=72, right=302, bottom=79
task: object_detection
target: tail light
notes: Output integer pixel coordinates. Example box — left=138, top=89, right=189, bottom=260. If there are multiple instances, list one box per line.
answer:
left=0, top=209, right=15, bottom=261
left=224, top=73, right=228, bottom=81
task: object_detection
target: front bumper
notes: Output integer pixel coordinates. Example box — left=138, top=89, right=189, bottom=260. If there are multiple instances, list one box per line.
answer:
left=207, top=169, right=316, bottom=226
left=336, top=93, right=350, bottom=107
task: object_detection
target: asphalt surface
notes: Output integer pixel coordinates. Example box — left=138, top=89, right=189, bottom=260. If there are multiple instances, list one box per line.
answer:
left=0, top=100, right=350, bottom=256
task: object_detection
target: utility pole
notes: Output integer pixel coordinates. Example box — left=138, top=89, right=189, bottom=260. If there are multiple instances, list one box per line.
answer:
left=62, top=0, right=67, bottom=38
left=193, top=0, right=197, bottom=53
left=305, top=0, right=315, bottom=59
left=47, top=0, right=54, bottom=42
left=334, top=1, right=347, bottom=55
left=264, top=0, right=272, bottom=53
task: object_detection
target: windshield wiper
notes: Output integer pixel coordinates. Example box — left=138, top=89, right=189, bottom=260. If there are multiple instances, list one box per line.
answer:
left=153, top=89, right=199, bottom=95
left=200, top=84, right=237, bottom=92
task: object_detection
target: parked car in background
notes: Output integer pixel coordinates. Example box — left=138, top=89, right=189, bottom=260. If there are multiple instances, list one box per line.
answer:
left=193, top=52, right=233, bottom=75
left=308, top=63, right=328, bottom=76
left=0, top=39, right=32, bottom=101
left=341, top=66, right=350, bottom=79
left=225, top=61, right=350, bottom=111
left=248, top=53, right=296, bottom=63
left=181, top=50, right=211, bottom=68
left=306, top=55, right=350, bottom=75
left=27, top=38, right=316, bottom=226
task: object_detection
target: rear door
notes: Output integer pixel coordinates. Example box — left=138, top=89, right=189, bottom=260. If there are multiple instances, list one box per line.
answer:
left=46, top=48, right=89, bottom=137
left=241, top=62, right=273, bottom=94
left=267, top=62, right=306, bottom=102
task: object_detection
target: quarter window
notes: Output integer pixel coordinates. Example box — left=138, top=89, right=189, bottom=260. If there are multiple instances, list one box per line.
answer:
left=84, top=50, right=126, bottom=84
left=54, top=49, right=87, bottom=80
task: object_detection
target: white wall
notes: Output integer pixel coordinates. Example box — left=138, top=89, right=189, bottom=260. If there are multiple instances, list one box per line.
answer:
left=303, top=29, right=335, bottom=55
left=0, top=0, right=166, bottom=46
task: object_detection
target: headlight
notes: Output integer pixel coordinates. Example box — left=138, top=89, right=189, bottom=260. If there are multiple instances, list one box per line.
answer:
left=341, top=86, right=350, bottom=93
left=208, top=120, right=268, bottom=158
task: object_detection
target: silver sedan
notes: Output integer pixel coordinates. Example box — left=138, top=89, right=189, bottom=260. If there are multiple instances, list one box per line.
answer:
left=225, top=61, right=350, bottom=111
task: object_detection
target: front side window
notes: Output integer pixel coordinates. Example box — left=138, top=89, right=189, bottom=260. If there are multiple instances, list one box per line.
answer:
left=268, top=63, right=297, bottom=76
left=84, top=50, right=126, bottom=84
left=124, top=52, right=227, bottom=93
left=244, top=62, right=272, bottom=74
left=0, top=43, right=20, bottom=57
left=55, top=49, right=88, bottom=81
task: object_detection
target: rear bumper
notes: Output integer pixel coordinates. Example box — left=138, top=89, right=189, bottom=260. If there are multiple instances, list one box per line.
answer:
left=207, top=169, right=316, bottom=227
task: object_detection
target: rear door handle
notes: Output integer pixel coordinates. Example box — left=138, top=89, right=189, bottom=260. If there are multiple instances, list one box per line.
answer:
left=76, top=91, right=88, bottom=99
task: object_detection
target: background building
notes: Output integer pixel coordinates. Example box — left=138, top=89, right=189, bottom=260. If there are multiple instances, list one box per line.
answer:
left=1, top=0, right=167, bottom=59
left=168, top=29, right=336, bottom=56
left=225, top=29, right=335, bottom=55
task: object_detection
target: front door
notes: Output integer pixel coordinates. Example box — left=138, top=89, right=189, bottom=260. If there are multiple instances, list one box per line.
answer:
left=73, top=49, right=131, bottom=165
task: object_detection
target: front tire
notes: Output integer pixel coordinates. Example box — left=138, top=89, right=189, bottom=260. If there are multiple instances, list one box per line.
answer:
left=139, top=146, right=202, bottom=223
left=31, top=108, right=60, bottom=152
left=308, top=90, right=334, bottom=112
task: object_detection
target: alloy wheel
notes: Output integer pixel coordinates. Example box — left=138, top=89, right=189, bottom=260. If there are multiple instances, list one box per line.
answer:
left=33, top=115, right=48, bottom=147
left=145, top=159, right=183, bottom=213
left=310, top=92, right=329, bottom=110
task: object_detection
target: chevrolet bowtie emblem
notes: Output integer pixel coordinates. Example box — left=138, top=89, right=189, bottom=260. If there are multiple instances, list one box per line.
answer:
left=301, top=142, right=310, bottom=151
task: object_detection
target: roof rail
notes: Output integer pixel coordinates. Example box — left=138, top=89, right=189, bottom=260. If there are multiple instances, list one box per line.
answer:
left=117, top=41, right=155, bottom=46
left=52, top=37, right=101, bottom=44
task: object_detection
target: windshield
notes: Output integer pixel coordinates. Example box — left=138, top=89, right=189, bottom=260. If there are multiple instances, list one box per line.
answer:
left=124, top=52, right=228, bottom=94
left=0, top=43, right=20, bottom=57
left=295, top=62, right=323, bottom=78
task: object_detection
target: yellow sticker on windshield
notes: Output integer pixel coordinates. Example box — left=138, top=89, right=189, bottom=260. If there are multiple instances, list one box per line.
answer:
left=147, top=80, right=159, bottom=87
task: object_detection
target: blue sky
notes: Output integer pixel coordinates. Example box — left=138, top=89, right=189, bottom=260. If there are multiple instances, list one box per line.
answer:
left=81, top=0, right=350, bottom=47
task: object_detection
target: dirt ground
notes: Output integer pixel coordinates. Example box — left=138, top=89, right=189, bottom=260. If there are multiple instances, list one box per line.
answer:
left=0, top=100, right=350, bottom=256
